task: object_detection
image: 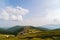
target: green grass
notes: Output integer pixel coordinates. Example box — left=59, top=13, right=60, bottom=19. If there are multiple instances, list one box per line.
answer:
left=0, top=26, right=60, bottom=40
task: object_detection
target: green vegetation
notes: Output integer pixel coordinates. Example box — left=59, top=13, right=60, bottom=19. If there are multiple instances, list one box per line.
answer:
left=0, top=26, right=60, bottom=40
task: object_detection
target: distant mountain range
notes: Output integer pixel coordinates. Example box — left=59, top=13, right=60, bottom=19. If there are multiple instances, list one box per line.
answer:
left=0, top=25, right=48, bottom=35
left=0, top=24, right=60, bottom=35
left=0, top=25, right=60, bottom=40
left=42, top=24, right=60, bottom=29
left=6, top=25, right=49, bottom=35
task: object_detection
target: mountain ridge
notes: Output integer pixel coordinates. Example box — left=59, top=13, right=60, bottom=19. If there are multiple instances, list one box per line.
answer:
left=0, top=25, right=60, bottom=35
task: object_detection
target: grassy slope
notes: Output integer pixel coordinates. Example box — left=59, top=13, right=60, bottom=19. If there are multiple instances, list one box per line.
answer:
left=0, top=26, right=60, bottom=40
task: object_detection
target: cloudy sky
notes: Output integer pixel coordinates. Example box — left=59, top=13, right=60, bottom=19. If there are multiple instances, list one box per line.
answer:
left=0, top=0, right=60, bottom=28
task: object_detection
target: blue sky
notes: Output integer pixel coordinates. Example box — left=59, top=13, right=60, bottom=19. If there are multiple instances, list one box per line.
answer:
left=0, top=0, right=60, bottom=29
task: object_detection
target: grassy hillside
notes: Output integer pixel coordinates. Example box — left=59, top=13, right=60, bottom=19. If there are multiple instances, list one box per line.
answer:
left=0, top=26, right=49, bottom=35
left=7, top=25, right=24, bottom=35
left=0, top=26, right=60, bottom=40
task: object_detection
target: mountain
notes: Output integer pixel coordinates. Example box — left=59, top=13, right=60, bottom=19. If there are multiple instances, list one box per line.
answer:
left=7, top=25, right=24, bottom=35
left=0, top=25, right=24, bottom=35
left=0, top=25, right=60, bottom=40
left=0, top=25, right=59, bottom=35
left=7, top=26, right=48, bottom=35
left=0, top=28, right=7, bottom=34
left=17, top=26, right=60, bottom=39
left=42, top=24, right=60, bottom=29
left=30, top=26, right=49, bottom=31
left=52, top=28, right=60, bottom=30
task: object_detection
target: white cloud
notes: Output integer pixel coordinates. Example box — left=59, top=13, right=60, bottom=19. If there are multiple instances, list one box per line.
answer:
left=11, top=15, right=17, bottom=20
left=0, top=0, right=60, bottom=26
left=6, top=6, right=29, bottom=15
left=45, top=0, right=60, bottom=24
left=0, top=10, right=9, bottom=20
left=0, top=6, right=29, bottom=21
left=22, top=0, right=60, bottom=26
left=17, top=15, right=23, bottom=21
left=46, top=9, right=60, bottom=24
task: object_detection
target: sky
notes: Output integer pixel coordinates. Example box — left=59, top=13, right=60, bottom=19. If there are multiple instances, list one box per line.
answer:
left=0, top=0, right=60, bottom=28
